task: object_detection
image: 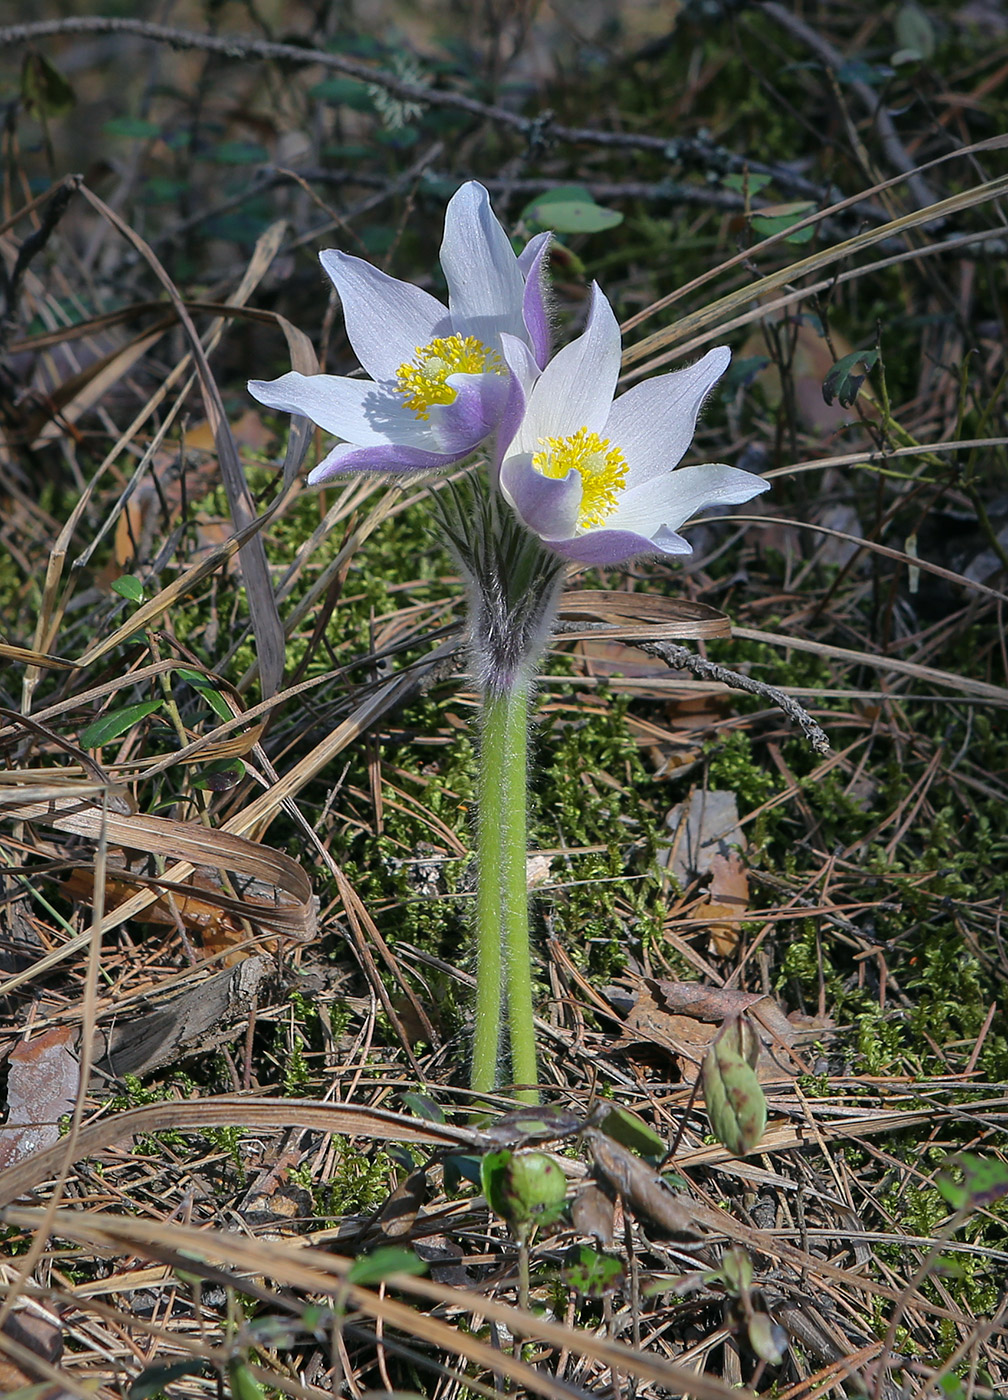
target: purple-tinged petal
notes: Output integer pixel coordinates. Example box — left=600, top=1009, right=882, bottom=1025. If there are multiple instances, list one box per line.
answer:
left=517, top=230, right=550, bottom=277
left=546, top=528, right=671, bottom=565
left=500, top=452, right=583, bottom=541
left=513, top=283, right=620, bottom=453
left=441, top=181, right=526, bottom=349
left=493, top=334, right=541, bottom=471
left=248, top=370, right=433, bottom=449
left=606, top=463, right=769, bottom=536
left=307, top=440, right=466, bottom=484
left=426, top=371, right=514, bottom=454
left=520, top=233, right=552, bottom=369
left=606, top=347, right=732, bottom=487
left=319, top=250, right=450, bottom=383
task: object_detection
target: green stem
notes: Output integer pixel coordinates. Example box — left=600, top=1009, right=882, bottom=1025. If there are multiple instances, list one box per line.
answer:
left=472, top=677, right=539, bottom=1103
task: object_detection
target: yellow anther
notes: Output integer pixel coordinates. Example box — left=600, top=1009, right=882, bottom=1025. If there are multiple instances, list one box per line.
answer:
left=395, top=334, right=503, bottom=419
left=532, top=426, right=628, bottom=529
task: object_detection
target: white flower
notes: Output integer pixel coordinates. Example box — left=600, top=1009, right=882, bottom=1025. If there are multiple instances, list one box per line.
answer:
left=497, top=285, right=769, bottom=565
left=249, top=182, right=551, bottom=483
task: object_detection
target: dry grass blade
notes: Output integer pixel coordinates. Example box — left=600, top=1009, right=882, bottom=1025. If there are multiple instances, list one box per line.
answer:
left=2, top=1207, right=755, bottom=1400
left=0, top=1099, right=482, bottom=1208
left=623, top=159, right=1008, bottom=372
left=734, top=627, right=1008, bottom=705
left=13, top=799, right=314, bottom=920
left=74, top=183, right=287, bottom=699
left=558, top=590, right=732, bottom=640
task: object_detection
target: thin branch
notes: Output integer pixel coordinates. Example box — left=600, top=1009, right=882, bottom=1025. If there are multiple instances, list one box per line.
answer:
left=0, top=16, right=854, bottom=207
left=553, top=621, right=831, bottom=753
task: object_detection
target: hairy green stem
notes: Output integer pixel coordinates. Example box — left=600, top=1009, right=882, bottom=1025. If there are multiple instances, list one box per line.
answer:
left=472, top=677, right=538, bottom=1103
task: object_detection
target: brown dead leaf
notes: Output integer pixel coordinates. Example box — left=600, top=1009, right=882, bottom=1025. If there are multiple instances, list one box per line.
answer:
left=612, top=974, right=801, bottom=1082
left=0, top=1294, right=64, bottom=1391
left=0, top=1027, right=79, bottom=1168
left=706, top=848, right=750, bottom=957
left=660, top=789, right=746, bottom=887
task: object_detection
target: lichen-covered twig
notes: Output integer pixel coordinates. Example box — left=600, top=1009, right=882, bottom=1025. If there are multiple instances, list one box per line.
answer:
left=553, top=622, right=831, bottom=754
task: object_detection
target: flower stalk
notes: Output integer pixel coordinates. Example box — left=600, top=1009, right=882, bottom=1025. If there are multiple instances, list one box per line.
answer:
left=473, top=674, right=536, bottom=1100
left=434, top=473, right=565, bottom=1101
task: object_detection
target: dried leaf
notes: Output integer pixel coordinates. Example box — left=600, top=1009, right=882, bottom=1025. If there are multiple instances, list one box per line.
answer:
left=660, top=789, right=746, bottom=887
left=572, top=1184, right=616, bottom=1247
left=706, top=848, right=750, bottom=956
left=585, top=1130, right=703, bottom=1239
left=0, top=1027, right=79, bottom=1168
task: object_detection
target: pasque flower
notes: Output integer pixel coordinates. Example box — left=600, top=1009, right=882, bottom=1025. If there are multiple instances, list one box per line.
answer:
left=498, top=284, right=769, bottom=564
left=248, top=182, right=551, bottom=483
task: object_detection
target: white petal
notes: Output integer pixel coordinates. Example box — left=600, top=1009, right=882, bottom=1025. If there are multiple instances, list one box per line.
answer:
left=319, top=250, right=450, bottom=383
left=248, top=371, right=434, bottom=449
left=441, top=181, right=527, bottom=349
left=513, top=283, right=620, bottom=453
left=605, top=463, right=769, bottom=536
left=606, top=347, right=731, bottom=487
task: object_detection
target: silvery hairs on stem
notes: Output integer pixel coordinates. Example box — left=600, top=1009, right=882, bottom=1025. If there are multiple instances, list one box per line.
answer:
left=431, top=470, right=567, bottom=698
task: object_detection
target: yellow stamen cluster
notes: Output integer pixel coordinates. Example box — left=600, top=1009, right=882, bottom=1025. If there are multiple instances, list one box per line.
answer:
left=532, top=426, right=628, bottom=529
left=395, top=334, right=504, bottom=419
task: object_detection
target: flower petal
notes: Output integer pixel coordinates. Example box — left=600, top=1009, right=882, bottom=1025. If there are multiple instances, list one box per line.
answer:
left=500, top=451, right=583, bottom=541
left=546, top=528, right=671, bottom=565
left=494, top=334, right=542, bottom=470
left=519, top=233, right=552, bottom=369
left=440, top=181, right=526, bottom=350
left=512, top=283, right=620, bottom=453
left=307, top=440, right=465, bottom=484
left=605, top=462, right=770, bottom=536
left=248, top=370, right=433, bottom=449
left=319, top=250, right=450, bottom=383
left=426, top=371, right=514, bottom=454
left=606, top=347, right=732, bottom=487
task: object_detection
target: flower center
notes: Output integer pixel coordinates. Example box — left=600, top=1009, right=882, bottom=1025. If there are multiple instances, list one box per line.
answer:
left=532, top=426, right=628, bottom=529
left=395, top=334, right=504, bottom=420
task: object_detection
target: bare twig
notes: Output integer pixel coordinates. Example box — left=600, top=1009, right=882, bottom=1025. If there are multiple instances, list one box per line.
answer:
left=553, top=621, right=831, bottom=753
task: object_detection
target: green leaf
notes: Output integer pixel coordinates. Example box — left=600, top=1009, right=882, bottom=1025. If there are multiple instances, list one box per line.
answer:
left=399, top=1091, right=445, bottom=1123
left=110, top=574, right=144, bottom=603
left=702, top=1036, right=767, bottom=1157
left=211, top=141, right=268, bottom=165
left=822, top=348, right=879, bottom=408
left=484, top=1104, right=582, bottom=1145
left=561, top=1244, right=624, bottom=1299
left=442, top=1151, right=483, bottom=1193
left=894, top=2, right=936, bottom=62
left=21, top=53, right=76, bottom=118
left=347, top=1247, right=427, bottom=1285
left=717, top=1245, right=754, bottom=1294
left=751, top=201, right=816, bottom=245
left=178, top=669, right=234, bottom=723
left=227, top=1359, right=268, bottom=1400
left=723, top=172, right=773, bottom=196
left=520, top=185, right=623, bottom=234
left=747, top=1312, right=787, bottom=1364
left=103, top=117, right=161, bottom=140
left=80, top=700, right=163, bottom=750
left=191, top=758, right=245, bottom=793
left=128, top=1359, right=212, bottom=1399
left=595, top=1105, right=666, bottom=1160
left=310, top=77, right=374, bottom=110
left=936, top=1155, right=1008, bottom=1211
